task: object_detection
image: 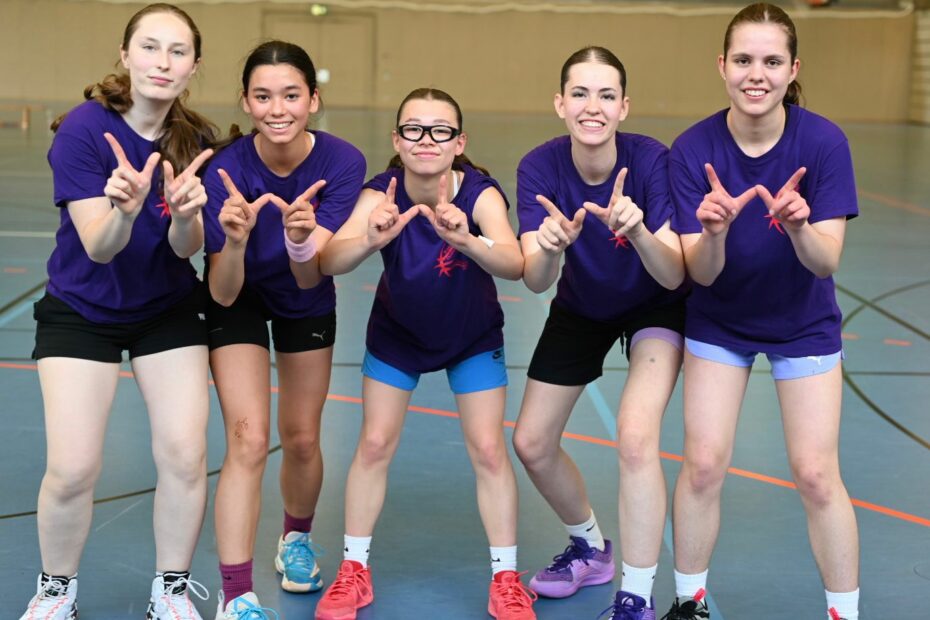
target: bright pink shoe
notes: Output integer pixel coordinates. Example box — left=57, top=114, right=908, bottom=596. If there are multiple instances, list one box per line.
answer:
left=488, top=571, right=537, bottom=619
left=314, top=561, right=373, bottom=620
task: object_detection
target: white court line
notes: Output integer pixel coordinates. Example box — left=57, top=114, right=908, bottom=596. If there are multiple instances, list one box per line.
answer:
left=93, top=497, right=145, bottom=532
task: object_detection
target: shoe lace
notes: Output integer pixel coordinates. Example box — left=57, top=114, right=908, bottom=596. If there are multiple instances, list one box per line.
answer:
left=660, top=599, right=704, bottom=620
left=27, top=578, right=73, bottom=615
left=229, top=598, right=279, bottom=620
left=597, top=592, right=646, bottom=620
left=282, top=534, right=324, bottom=573
left=155, top=576, right=209, bottom=617
left=492, top=571, right=538, bottom=612
left=326, top=563, right=367, bottom=602
left=545, top=539, right=591, bottom=572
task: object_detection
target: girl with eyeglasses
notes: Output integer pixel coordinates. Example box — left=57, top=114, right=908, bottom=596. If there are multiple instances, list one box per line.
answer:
left=316, top=87, right=536, bottom=620
left=512, top=46, right=686, bottom=620
left=201, top=40, right=365, bottom=618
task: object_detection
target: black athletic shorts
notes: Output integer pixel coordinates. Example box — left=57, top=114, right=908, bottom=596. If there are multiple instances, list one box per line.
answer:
left=527, top=300, right=685, bottom=386
left=206, top=285, right=336, bottom=353
left=33, top=286, right=207, bottom=363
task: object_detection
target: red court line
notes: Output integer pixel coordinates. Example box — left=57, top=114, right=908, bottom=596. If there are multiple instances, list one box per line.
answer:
left=883, top=338, right=912, bottom=347
left=3, top=267, right=27, bottom=274
left=859, top=190, right=930, bottom=217
left=498, top=295, right=523, bottom=303
left=4, top=361, right=928, bottom=528
left=841, top=332, right=860, bottom=340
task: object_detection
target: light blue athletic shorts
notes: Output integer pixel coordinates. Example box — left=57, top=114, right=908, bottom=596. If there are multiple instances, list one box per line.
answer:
left=685, top=338, right=842, bottom=380
left=362, top=348, right=508, bottom=394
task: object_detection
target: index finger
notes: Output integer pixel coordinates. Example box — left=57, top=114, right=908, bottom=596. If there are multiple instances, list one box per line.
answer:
left=612, top=167, right=628, bottom=199
left=298, top=179, right=327, bottom=205
left=217, top=169, right=242, bottom=199
left=704, top=163, right=726, bottom=194
left=536, top=195, right=564, bottom=220
left=779, top=167, right=807, bottom=195
left=104, top=132, right=131, bottom=168
left=180, top=148, right=215, bottom=179
left=385, top=176, right=397, bottom=205
left=437, top=174, right=449, bottom=205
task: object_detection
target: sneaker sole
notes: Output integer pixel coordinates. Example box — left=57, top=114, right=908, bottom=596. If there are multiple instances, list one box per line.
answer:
left=529, top=565, right=616, bottom=599
left=275, top=554, right=323, bottom=593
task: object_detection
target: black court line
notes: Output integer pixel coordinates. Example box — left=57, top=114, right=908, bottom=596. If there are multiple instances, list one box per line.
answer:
left=839, top=280, right=930, bottom=451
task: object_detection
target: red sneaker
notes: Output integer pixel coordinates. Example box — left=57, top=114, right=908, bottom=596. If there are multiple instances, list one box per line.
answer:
left=488, top=570, right=537, bottom=620
left=314, top=560, right=373, bottom=620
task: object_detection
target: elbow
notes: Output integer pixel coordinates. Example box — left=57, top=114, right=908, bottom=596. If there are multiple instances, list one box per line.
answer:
left=812, top=264, right=839, bottom=279
left=660, top=268, right=686, bottom=291
left=87, top=250, right=114, bottom=265
left=522, top=277, right=547, bottom=294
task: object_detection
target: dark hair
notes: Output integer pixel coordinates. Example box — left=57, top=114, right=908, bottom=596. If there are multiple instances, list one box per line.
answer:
left=387, top=87, right=489, bottom=175
left=222, top=40, right=321, bottom=146
left=51, top=3, right=218, bottom=173
left=559, top=46, right=627, bottom=95
left=723, top=3, right=802, bottom=106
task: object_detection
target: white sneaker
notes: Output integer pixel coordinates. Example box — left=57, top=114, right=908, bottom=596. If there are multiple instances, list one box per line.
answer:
left=19, top=574, right=78, bottom=620
left=214, top=591, right=279, bottom=620
left=147, top=573, right=209, bottom=619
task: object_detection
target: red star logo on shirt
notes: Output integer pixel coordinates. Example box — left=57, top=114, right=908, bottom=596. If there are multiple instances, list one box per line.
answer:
left=434, top=244, right=468, bottom=277
left=764, top=213, right=785, bottom=235
left=609, top=233, right=630, bottom=249
left=155, top=195, right=170, bottom=218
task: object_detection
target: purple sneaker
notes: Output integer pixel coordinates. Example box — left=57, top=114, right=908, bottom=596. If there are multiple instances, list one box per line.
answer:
left=529, top=536, right=615, bottom=598
left=598, top=591, right=656, bottom=620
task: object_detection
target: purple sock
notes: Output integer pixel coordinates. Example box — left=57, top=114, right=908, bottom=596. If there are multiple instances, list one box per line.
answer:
left=219, top=560, right=252, bottom=603
left=283, top=510, right=314, bottom=536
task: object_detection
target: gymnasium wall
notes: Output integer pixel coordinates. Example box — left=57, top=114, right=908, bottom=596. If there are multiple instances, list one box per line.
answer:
left=0, top=0, right=915, bottom=122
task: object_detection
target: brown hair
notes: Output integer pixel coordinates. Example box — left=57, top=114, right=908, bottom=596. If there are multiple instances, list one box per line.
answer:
left=560, top=46, right=627, bottom=95
left=723, top=3, right=802, bottom=106
left=51, top=3, right=218, bottom=172
left=387, top=87, right=489, bottom=176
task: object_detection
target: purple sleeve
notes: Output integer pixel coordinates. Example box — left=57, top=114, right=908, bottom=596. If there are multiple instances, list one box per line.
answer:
left=807, top=140, right=858, bottom=223
left=314, top=148, right=366, bottom=233
left=202, top=161, right=228, bottom=255
left=669, top=142, right=707, bottom=235
left=48, top=124, right=108, bottom=208
left=641, top=147, right=674, bottom=233
left=515, top=151, right=553, bottom=236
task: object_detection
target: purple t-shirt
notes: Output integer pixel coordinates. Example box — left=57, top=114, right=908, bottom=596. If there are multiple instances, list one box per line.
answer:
left=364, top=165, right=506, bottom=373
left=45, top=100, right=199, bottom=323
left=517, top=133, right=685, bottom=322
left=669, top=106, right=858, bottom=356
left=203, top=132, right=365, bottom=318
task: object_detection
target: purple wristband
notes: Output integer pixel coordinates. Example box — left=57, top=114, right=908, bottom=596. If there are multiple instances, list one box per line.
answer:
left=284, top=232, right=317, bottom=263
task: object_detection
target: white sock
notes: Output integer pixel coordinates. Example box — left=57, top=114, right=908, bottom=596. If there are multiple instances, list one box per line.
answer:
left=674, top=569, right=708, bottom=599
left=564, top=511, right=606, bottom=551
left=343, top=534, right=372, bottom=567
left=826, top=588, right=859, bottom=620
left=490, top=545, right=518, bottom=575
left=620, top=562, right=657, bottom=602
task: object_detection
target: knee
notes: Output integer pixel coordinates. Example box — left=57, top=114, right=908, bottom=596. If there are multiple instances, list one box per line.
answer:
left=356, top=431, right=397, bottom=468
left=154, top=436, right=207, bottom=484
left=512, top=428, right=553, bottom=472
left=281, top=430, right=321, bottom=464
left=470, top=436, right=507, bottom=477
left=791, top=460, right=841, bottom=510
left=616, top=422, right=658, bottom=471
left=682, top=449, right=728, bottom=495
left=43, top=459, right=101, bottom=501
left=226, top=421, right=271, bottom=470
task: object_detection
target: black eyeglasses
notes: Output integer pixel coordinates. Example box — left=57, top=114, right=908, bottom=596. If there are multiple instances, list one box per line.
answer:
left=396, top=124, right=461, bottom=143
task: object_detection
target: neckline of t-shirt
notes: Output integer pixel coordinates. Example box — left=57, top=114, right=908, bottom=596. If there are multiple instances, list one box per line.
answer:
left=715, top=105, right=798, bottom=166
left=105, top=104, right=158, bottom=145
left=394, top=165, right=468, bottom=207
left=250, top=130, right=319, bottom=181
left=564, top=133, right=624, bottom=190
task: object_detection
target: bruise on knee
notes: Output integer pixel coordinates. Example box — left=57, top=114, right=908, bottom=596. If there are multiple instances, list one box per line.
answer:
left=234, top=417, right=249, bottom=440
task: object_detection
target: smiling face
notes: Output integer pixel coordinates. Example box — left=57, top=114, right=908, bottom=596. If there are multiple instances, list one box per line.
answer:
left=242, top=63, right=320, bottom=146
left=120, top=11, right=199, bottom=104
left=719, top=22, right=799, bottom=121
left=392, top=97, right=466, bottom=177
left=555, top=61, right=629, bottom=148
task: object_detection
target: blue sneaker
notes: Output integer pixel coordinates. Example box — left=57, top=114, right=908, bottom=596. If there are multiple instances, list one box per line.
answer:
left=598, top=591, right=656, bottom=620
left=274, top=531, right=324, bottom=592
left=214, top=592, right=278, bottom=620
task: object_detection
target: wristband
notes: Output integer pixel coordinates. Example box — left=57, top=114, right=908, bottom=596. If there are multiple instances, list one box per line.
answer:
left=284, top=232, right=317, bottom=263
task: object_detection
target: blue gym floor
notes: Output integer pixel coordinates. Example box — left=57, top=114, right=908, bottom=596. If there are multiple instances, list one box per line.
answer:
left=1, top=105, right=928, bottom=619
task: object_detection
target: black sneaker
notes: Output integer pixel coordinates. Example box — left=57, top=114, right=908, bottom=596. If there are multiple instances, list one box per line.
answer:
left=661, top=589, right=709, bottom=620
